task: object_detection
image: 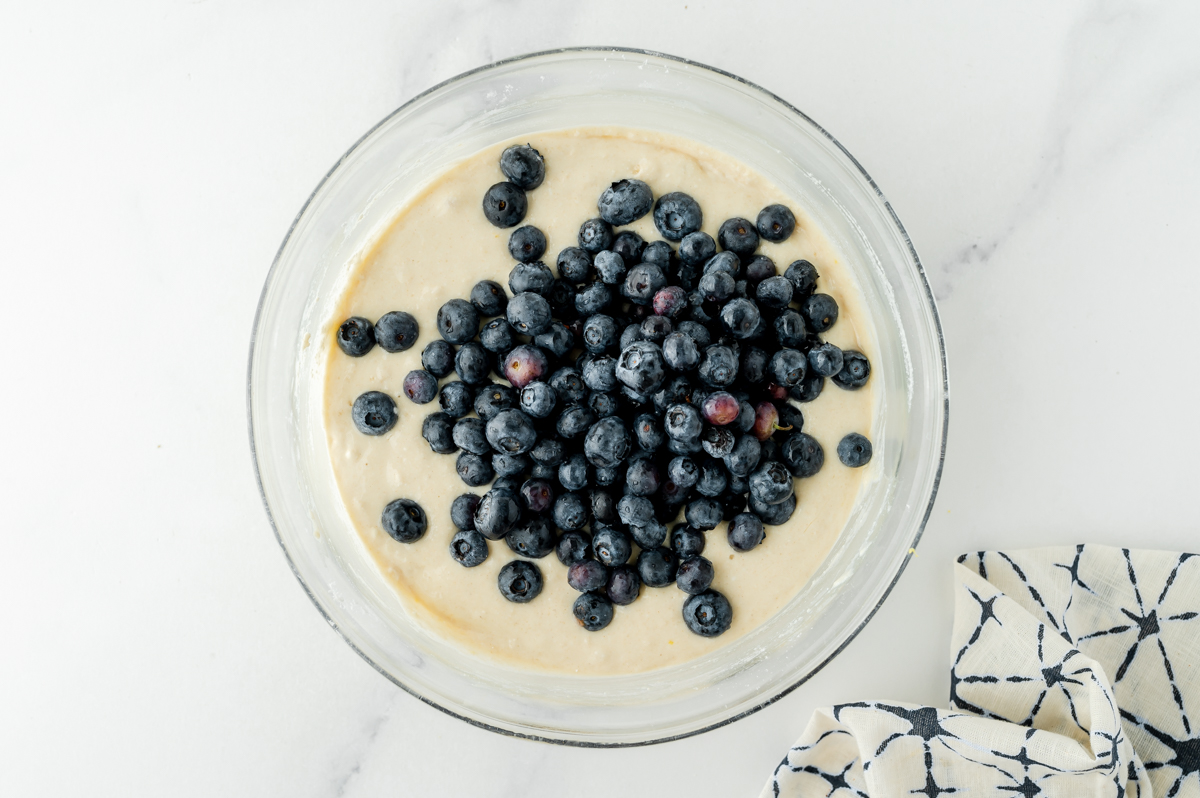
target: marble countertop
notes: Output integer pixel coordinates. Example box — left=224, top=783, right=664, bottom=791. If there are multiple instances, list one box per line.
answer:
left=4, top=2, right=1199, bottom=795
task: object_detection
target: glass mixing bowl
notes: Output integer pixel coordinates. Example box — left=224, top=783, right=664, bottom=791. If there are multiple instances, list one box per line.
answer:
left=248, top=47, right=948, bottom=746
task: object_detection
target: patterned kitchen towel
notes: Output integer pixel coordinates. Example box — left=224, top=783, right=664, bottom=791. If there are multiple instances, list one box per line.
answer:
left=763, top=545, right=1200, bottom=798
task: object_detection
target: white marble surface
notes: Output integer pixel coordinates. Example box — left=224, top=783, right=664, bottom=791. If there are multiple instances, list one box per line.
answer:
left=3, top=1, right=1199, bottom=795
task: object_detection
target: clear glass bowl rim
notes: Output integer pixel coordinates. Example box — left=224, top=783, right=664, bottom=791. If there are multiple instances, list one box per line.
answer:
left=247, top=45, right=949, bottom=747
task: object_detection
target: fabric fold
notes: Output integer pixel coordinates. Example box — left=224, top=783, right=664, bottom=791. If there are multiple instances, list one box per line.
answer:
left=763, top=545, right=1199, bottom=798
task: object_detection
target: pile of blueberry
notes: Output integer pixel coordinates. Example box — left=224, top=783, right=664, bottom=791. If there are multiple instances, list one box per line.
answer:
left=337, top=143, right=873, bottom=638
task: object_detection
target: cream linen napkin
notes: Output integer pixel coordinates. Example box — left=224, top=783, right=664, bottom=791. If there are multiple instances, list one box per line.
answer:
left=763, top=545, right=1199, bottom=797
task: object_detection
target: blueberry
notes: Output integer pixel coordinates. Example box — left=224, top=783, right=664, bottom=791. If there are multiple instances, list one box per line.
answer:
left=574, top=281, right=612, bottom=316
left=493, top=476, right=524, bottom=496
left=508, top=225, right=547, bottom=263
left=780, top=432, right=824, bottom=478
left=619, top=323, right=645, bottom=351
left=685, top=498, right=722, bottom=531
left=671, top=524, right=706, bottom=558
left=584, top=416, right=631, bottom=468
left=642, top=240, right=674, bottom=270
left=478, top=317, right=514, bottom=355
left=720, top=298, right=761, bottom=339
left=695, top=459, right=728, bottom=497
left=558, top=453, right=590, bottom=492
left=734, top=279, right=751, bottom=299
left=498, top=560, right=543, bottom=603
left=667, top=436, right=703, bottom=457
left=556, top=247, right=592, bottom=283
left=509, top=261, right=554, bottom=297
left=454, top=342, right=490, bottom=385
left=587, top=390, right=619, bottom=419
left=530, top=438, right=565, bottom=467
left=418, top=345, right=457, bottom=387
left=768, top=348, right=808, bottom=387
left=594, top=465, right=621, bottom=487
left=807, top=342, right=844, bottom=378
left=630, top=413, right=662, bottom=452
left=682, top=590, right=733, bottom=637
left=501, top=344, right=549, bottom=389
left=802, top=293, right=839, bottom=333
left=652, top=192, right=703, bottom=241
left=749, top=460, right=794, bottom=506
left=470, top=279, right=509, bottom=316
left=557, top=405, right=597, bottom=439
left=774, top=310, right=806, bottom=348
left=381, top=498, right=426, bottom=543
left=699, top=345, right=739, bottom=388
left=486, top=408, right=537, bottom=454
left=573, top=591, right=614, bottom=631
left=518, top=479, right=553, bottom=514
left=612, top=230, right=646, bottom=265
left=677, top=320, right=712, bottom=348
left=421, top=412, right=456, bottom=454
left=664, top=403, right=703, bottom=443
left=832, top=350, right=871, bottom=390
left=652, top=285, right=688, bottom=319
left=557, top=531, right=591, bottom=566
left=623, top=264, right=667, bottom=305
left=492, top=453, right=530, bottom=478
left=679, top=231, right=717, bottom=266
left=568, top=559, right=608, bottom=592
left=756, top=204, right=796, bottom=242
left=698, top=271, right=735, bottom=303
left=657, top=332, right=698, bottom=373
left=578, top=218, right=614, bottom=253
left=592, top=526, right=633, bottom=567
left=737, top=347, right=767, bottom=384
left=676, top=556, right=714, bottom=595
left=598, top=178, right=653, bottom=225
left=653, top=374, right=693, bottom=415
left=783, top=260, right=819, bottom=300
left=790, top=374, right=825, bottom=403
left=450, top=493, right=481, bottom=530
left=727, top=512, right=765, bottom=552
left=617, top=494, right=655, bottom=527
left=582, top=314, right=618, bottom=354
left=506, top=516, right=556, bottom=559
left=519, top=380, right=556, bottom=418
left=755, top=276, right=794, bottom=309
left=548, top=366, right=587, bottom=405
left=482, top=182, right=527, bottom=228
left=625, top=456, right=661, bottom=496
left=718, top=217, right=759, bottom=258
left=581, top=355, right=618, bottom=392
left=554, top=492, right=587, bottom=531
left=637, top=547, right=678, bottom=587
left=449, top=529, right=489, bottom=567
left=666, top=456, right=699, bottom=491
left=499, top=144, right=545, bottom=190
left=615, top=341, right=666, bottom=394
left=451, top=417, right=489, bottom=455
left=607, top=565, right=642, bottom=605
left=535, top=322, right=574, bottom=358
left=337, top=316, right=376, bottom=357
left=702, top=426, right=736, bottom=458
left=686, top=291, right=713, bottom=324
left=455, top=452, right=493, bottom=487
left=400, top=370, right=437, bottom=405
left=760, top=438, right=779, bottom=463
left=374, top=311, right=419, bottom=353
left=838, top=433, right=873, bottom=468
left=506, top=291, right=552, bottom=336
left=438, top=380, right=473, bottom=418
left=776, top=403, right=803, bottom=436
left=474, top=488, right=521, bottom=540
left=640, top=316, right=673, bottom=345
left=743, top=255, right=777, bottom=284
left=351, top=391, right=398, bottom=436
left=751, top=492, right=796, bottom=525
left=531, top=463, right=556, bottom=480
left=435, top=299, right=478, bottom=345
left=724, top=435, right=762, bottom=478
left=630, top=519, right=668, bottom=550
left=736, top=400, right=757, bottom=433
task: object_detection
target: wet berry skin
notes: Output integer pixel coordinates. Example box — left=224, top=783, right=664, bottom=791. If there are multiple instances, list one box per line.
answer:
left=612, top=230, right=646, bottom=264
left=667, top=456, right=699, bottom=490
left=749, top=460, right=795, bottom=506
left=558, top=452, right=591, bottom=492
left=625, top=456, right=661, bottom=496
left=482, top=182, right=528, bottom=228
left=676, top=555, right=715, bottom=595
left=637, top=547, right=678, bottom=587
left=352, top=391, right=398, bottom=436
left=492, top=453, right=529, bottom=478
left=671, top=524, right=706, bottom=558
left=701, top=391, right=740, bottom=425
left=374, top=311, right=419, bottom=353
left=607, top=565, right=642, bottom=605
left=381, top=498, right=427, bottom=543
left=662, top=331, right=700, bottom=371
left=615, top=341, right=666, bottom=394
left=633, top=413, right=664, bottom=452
left=701, top=426, right=736, bottom=458
left=506, top=292, right=552, bottom=336
left=679, top=231, right=717, bottom=266
left=421, top=339, right=455, bottom=378
left=727, top=512, right=765, bottom=552
left=508, top=225, right=547, bottom=263
left=557, top=404, right=597, bottom=439
left=568, top=559, right=608, bottom=592
left=454, top=342, right=490, bottom=385
left=498, top=560, right=543, bottom=603
left=685, top=498, right=723, bottom=531
left=473, top=488, right=522, bottom=540
left=499, top=144, right=545, bottom=190
left=832, top=350, right=871, bottom=390
left=664, top=403, right=703, bottom=442
left=724, top=435, right=763, bottom=478
left=641, top=240, right=673, bottom=270
left=773, top=309, right=806, bottom=349
left=780, top=432, right=825, bottom=478
left=790, top=373, right=825, bottom=403
left=593, top=250, right=626, bottom=285
left=436, top=299, right=479, bottom=345
left=699, top=345, right=738, bottom=388
left=470, top=279, right=508, bottom=316
left=838, top=433, right=873, bottom=467
left=808, top=342, right=844, bottom=378
left=449, top=528, right=489, bottom=567
left=653, top=285, right=688, bottom=317
left=751, top=492, right=796, bottom=525
left=682, top=590, right=733, bottom=637
left=478, top=318, right=514, bottom=356
left=743, top=255, right=777, bottom=283
left=573, top=591, right=614, bottom=631
left=720, top=297, right=761, bottom=338
left=519, top=478, right=554, bottom=513
left=755, top=276, right=794, bottom=309
left=581, top=354, right=618, bottom=392
left=574, top=281, right=612, bottom=316
left=535, top=321, right=574, bottom=358
left=450, top=493, right=480, bottom=530
left=718, top=217, right=759, bottom=257
left=556, top=246, right=592, bottom=283
left=421, top=412, right=456, bottom=454
left=784, top=260, right=819, bottom=299
left=506, top=516, right=556, bottom=559
left=455, top=452, right=493, bottom=487
left=593, top=526, right=633, bottom=567
left=583, top=314, right=619, bottom=353
left=698, top=271, right=735, bottom=303
left=653, top=191, right=703, bottom=241
left=757, top=204, right=796, bottom=242
left=622, top=264, right=667, bottom=306
left=557, top=531, right=591, bottom=566
left=769, top=348, right=808, bottom=387
left=752, top=402, right=780, bottom=441
left=501, top=344, right=549, bottom=389
left=630, top=519, right=668, bottom=550
left=486, top=408, right=538, bottom=454
left=578, top=218, right=614, bottom=253
left=598, top=178, right=653, bottom=225
left=438, top=381, right=473, bottom=418
left=554, top=492, right=588, bottom=532
left=508, top=261, right=554, bottom=297
left=802, top=293, right=840, bottom=333
left=337, top=317, right=376, bottom=357
left=451, top=417, right=489, bottom=455
left=519, top=380, right=556, bottom=418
